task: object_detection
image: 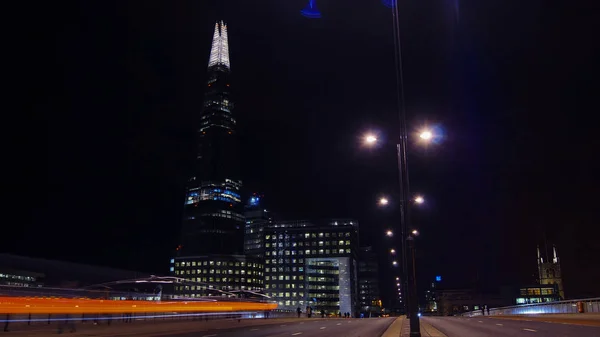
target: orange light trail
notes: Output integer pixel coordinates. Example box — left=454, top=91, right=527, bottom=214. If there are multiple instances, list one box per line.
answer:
left=0, top=297, right=277, bottom=314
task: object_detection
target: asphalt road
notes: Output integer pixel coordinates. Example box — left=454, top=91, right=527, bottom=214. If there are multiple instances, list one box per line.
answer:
left=423, top=316, right=600, bottom=337
left=150, top=317, right=395, bottom=337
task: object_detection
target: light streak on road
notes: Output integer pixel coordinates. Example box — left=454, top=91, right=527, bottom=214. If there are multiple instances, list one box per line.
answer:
left=0, top=296, right=277, bottom=314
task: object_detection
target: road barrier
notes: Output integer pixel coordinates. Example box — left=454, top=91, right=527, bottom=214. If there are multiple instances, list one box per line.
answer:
left=462, top=297, right=600, bottom=316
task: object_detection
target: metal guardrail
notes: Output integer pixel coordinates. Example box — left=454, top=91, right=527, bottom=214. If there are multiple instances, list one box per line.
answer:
left=462, top=297, right=600, bottom=316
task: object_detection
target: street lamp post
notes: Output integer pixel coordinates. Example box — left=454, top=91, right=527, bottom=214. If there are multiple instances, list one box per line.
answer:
left=367, top=133, right=432, bottom=336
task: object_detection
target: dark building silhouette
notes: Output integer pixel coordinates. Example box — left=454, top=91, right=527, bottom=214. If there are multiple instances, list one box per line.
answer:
left=358, top=246, right=381, bottom=316
left=179, top=21, right=244, bottom=256
left=244, top=194, right=273, bottom=258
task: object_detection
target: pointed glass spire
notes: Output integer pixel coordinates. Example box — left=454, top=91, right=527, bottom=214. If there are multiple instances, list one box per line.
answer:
left=208, top=21, right=230, bottom=69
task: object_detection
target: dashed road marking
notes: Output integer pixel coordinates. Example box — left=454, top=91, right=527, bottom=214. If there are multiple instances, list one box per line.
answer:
left=320, top=327, right=326, bottom=329
left=336, top=323, right=342, bottom=325
left=292, top=333, right=303, bottom=336
left=523, top=328, right=537, bottom=332
left=478, top=321, right=483, bottom=323
left=250, top=328, right=259, bottom=331
left=496, top=323, right=503, bottom=326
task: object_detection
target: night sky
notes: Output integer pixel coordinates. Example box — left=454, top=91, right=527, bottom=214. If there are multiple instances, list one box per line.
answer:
left=9, top=1, right=599, bottom=300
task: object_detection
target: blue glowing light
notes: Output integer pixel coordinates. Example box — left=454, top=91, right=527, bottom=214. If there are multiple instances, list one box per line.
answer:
left=301, top=0, right=321, bottom=19
left=424, top=125, right=445, bottom=145
left=436, top=275, right=442, bottom=282
left=381, top=0, right=396, bottom=8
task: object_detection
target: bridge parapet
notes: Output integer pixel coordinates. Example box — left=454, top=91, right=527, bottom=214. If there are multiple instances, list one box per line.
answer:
left=462, top=297, right=600, bottom=316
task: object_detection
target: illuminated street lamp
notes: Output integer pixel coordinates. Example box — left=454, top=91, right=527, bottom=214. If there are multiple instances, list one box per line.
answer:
left=390, top=249, right=396, bottom=254
left=392, top=261, right=398, bottom=266
left=414, top=195, right=425, bottom=204
left=411, top=229, right=419, bottom=236
left=364, top=134, right=378, bottom=144
left=386, top=230, right=394, bottom=237
left=379, top=197, right=389, bottom=206
left=419, top=129, right=433, bottom=141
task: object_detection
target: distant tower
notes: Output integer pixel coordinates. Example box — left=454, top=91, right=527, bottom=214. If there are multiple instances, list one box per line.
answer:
left=537, top=245, right=565, bottom=299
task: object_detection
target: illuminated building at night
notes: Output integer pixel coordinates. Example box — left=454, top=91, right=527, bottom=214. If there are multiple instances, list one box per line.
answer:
left=262, top=219, right=359, bottom=315
left=244, top=194, right=273, bottom=258
left=178, top=21, right=244, bottom=256
left=172, top=21, right=259, bottom=295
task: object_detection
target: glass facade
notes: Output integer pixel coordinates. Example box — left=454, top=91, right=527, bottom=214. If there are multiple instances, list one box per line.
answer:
left=262, top=222, right=359, bottom=314
left=178, top=21, right=243, bottom=256
left=244, top=206, right=272, bottom=258
left=171, top=255, right=263, bottom=296
left=358, top=246, right=381, bottom=315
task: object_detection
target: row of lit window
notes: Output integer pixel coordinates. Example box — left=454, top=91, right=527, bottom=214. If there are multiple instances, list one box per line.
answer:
left=266, top=232, right=351, bottom=240
left=266, top=283, right=302, bottom=289
left=308, top=277, right=336, bottom=282
left=176, top=278, right=262, bottom=285
left=308, top=293, right=340, bottom=299
left=265, top=275, right=304, bottom=281
left=0, top=274, right=37, bottom=282
left=308, top=285, right=340, bottom=291
left=266, top=267, right=304, bottom=273
left=266, top=240, right=351, bottom=248
left=175, top=261, right=260, bottom=268
left=175, top=269, right=261, bottom=276
left=265, top=249, right=351, bottom=257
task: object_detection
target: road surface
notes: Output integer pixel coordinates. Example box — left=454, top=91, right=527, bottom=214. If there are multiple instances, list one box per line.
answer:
left=149, top=317, right=395, bottom=337
left=422, top=316, right=600, bottom=337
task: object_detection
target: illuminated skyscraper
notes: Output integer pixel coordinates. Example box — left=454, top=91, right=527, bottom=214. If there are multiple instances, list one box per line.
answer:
left=179, top=21, right=244, bottom=256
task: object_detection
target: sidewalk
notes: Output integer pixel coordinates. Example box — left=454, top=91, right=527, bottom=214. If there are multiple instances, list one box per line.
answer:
left=381, top=316, right=447, bottom=337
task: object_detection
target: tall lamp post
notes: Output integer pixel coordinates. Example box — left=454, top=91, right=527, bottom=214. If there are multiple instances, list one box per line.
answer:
left=366, top=132, right=431, bottom=337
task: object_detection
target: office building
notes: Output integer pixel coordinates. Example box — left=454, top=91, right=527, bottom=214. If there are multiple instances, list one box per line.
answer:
left=170, top=255, right=263, bottom=296
left=244, top=194, right=273, bottom=258
left=358, top=246, right=381, bottom=316
left=262, top=219, right=359, bottom=315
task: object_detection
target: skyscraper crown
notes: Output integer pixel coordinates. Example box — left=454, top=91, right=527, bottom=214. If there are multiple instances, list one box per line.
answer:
left=208, top=21, right=230, bottom=70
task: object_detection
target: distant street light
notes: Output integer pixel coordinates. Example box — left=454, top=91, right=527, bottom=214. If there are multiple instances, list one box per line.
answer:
left=411, top=229, right=419, bottom=236
left=414, top=195, right=424, bottom=204
left=386, top=230, right=394, bottom=237
left=392, top=261, right=398, bottom=266
left=379, top=197, right=389, bottom=206
left=390, top=249, right=396, bottom=254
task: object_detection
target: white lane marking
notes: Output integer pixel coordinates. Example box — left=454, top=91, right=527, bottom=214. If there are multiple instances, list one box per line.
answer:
left=496, top=323, right=503, bottom=326
left=250, top=328, right=259, bottom=331
left=320, top=327, right=326, bottom=329
left=523, top=328, right=537, bottom=332
left=336, top=323, right=342, bottom=325
left=292, top=333, right=303, bottom=336
left=478, top=321, right=483, bottom=323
